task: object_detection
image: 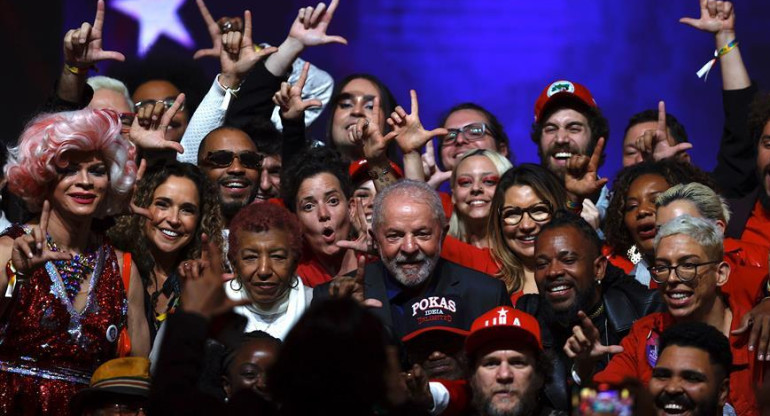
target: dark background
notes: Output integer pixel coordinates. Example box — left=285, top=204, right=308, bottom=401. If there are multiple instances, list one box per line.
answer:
left=3, top=0, right=770, bottom=181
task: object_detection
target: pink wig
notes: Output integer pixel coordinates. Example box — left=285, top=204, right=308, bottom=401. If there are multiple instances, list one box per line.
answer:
left=5, top=108, right=137, bottom=215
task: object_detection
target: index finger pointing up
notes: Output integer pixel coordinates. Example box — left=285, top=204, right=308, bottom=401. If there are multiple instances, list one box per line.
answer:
left=243, top=10, right=253, bottom=45
left=410, top=89, right=419, bottom=116
left=93, top=0, right=105, bottom=33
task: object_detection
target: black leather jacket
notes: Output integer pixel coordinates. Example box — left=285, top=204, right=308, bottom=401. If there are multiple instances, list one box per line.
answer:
left=516, top=264, right=663, bottom=412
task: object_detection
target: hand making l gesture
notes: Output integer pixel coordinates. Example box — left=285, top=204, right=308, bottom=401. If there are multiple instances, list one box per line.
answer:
left=564, top=138, right=608, bottom=199
left=63, top=0, right=125, bottom=70
left=219, top=10, right=278, bottom=89
left=12, top=201, right=72, bottom=276
left=272, top=62, right=323, bottom=120
left=129, top=94, right=187, bottom=154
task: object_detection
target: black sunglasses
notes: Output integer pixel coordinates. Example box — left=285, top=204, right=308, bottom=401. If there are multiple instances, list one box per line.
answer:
left=203, top=150, right=263, bottom=169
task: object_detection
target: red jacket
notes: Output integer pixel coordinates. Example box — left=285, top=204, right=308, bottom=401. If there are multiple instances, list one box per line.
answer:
left=441, top=235, right=500, bottom=277
left=742, top=200, right=770, bottom=249
left=594, top=271, right=768, bottom=416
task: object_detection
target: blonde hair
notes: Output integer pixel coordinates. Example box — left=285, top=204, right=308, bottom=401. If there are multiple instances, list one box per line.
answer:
left=656, top=182, right=731, bottom=224
left=448, top=149, right=513, bottom=242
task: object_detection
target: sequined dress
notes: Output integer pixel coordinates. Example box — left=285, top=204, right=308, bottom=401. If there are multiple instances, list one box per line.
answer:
left=0, top=224, right=127, bottom=415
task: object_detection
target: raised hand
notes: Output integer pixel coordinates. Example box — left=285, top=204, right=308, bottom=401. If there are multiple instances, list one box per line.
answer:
left=272, top=62, right=323, bottom=120
left=642, top=101, right=693, bottom=162
left=63, top=0, right=125, bottom=69
left=387, top=90, right=449, bottom=154
left=288, top=0, right=348, bottom=47
left=564, top=311, right=624, bottom=379
left=564, top=137, right=608, bottom=199
left=12, top=201, right=72, bottom=275
left=328, top=255, right=382, bottom=308
left=193, top=0, right=242, bottom=59
left=180, top=234, right=244, bottom=319
left=732, top=298, right=770, bottom=361
left=129, top=94, right=186, bottom=154
left=679, top=0, right=735, bottom=34
left=349, top=96, right=398, bottom=162
left=220, top=10, right=278, bottom=89
left=402, top=364, right=434, bottom=411
left=422, top=141, right=452, bottom=189
left=341, top=197, right=375, bottom=254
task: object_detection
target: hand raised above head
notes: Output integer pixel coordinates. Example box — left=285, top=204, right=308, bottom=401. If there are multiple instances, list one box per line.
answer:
left=272, top=62, right=323, bottom=121
left=63, top=0, right=125, bottom=69
left=680, top=0, right=735, bottom=34
left=387, top=90, right=448, bottom=155
left=129, top=93, right=186, bottom=154
left=288, top=0, right=348, bottom=47
left=220, top=10, right=278, bottom=88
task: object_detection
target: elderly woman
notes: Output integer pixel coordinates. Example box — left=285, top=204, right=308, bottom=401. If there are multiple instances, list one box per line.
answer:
left=0, top=108, right=149, bottom=414
left=225, top=202, right=312, bottom=340
left=487, top=164, right=569, bottom=303
left=108, top=161, right=224, bottom=342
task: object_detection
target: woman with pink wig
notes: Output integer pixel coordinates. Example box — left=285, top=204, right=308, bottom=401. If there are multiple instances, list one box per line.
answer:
left=0, top=108, right=149, bottom=415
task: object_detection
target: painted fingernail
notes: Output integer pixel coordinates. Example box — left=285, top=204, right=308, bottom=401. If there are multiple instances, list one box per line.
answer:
left=749, top=345, right=755, bottom=351
left=759, top=354, right=764, bottom=361
left=28, top=253, right=33, bottom=259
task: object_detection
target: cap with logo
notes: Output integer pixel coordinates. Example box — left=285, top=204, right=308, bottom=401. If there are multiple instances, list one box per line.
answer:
left=465, top=306, right=542, bottom=356
left=349, top=159, right=404, bottom=187
left=401, top=295, right=469, bottom=343
left=534, top=80, right=597, bottom=123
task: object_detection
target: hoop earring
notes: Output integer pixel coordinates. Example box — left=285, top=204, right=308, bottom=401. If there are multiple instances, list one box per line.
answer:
left=229, top=278, right=242, bottom=291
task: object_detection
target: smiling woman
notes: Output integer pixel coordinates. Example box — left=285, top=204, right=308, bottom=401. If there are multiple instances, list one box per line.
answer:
left=0, top=108, right=149, bottom=415
left=108, top=161, right=224, bottom=343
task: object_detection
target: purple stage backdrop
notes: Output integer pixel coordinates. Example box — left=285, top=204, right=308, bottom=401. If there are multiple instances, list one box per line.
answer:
left=6, top=0, right=770, bottom=181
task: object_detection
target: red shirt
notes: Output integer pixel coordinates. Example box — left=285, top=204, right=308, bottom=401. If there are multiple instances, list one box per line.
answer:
left=594, top=272, right=768, bottom=416
left=742, top=199, right=770, bottom=248
left=296, top=254, right=334, bottom=288
left=441, top=235, right=499, bottom=276
left=439, top=191, right=453, bottom=219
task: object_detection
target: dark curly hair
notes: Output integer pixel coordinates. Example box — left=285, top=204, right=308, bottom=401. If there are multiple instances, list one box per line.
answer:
left=749, top=92, right=770, bottom=146
left=437, top=102, right=513, bottom=169
left=280, top=146, right=352, bottom=213
left=603, top=160, right=716, bottom=256
left=530, top=103, right=610, bottom=168
left=659, top=321, right=733, bottom=381
left=228, top=202, right=303, bottom=263
left=108, top=161, right=224, bottom=284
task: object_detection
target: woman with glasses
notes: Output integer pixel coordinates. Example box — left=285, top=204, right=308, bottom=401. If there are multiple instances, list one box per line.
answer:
left=108, top=161, right=224, bottom=344
left=0, top=108, right=149, bottom=415
left=603, top=159, right=716, bottom=287
left=487, top=164, right=569, bottom=303
left=440, top=149, right=512, bottom=275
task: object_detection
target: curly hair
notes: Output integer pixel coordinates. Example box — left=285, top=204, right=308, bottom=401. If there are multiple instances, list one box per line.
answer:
left=5, top=108, right=137, bottom=215
left=108, top=161, right=224, bottom=283
left=603, top=160, right=716, bottom=256
left=280, top=146, right=352, bottom=213
left=487, top=164, right=568, bottom=294
left=227, top=202, right=303, bottom=264
left=749, top=92, right=770, bottom=146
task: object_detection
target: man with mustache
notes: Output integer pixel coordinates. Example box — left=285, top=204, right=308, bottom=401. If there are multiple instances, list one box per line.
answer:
left=649, top=322, right=732, bottom=416
left=573, top=215, right=766, bottom=416
left=315, top=180, right=510, bottom=338
left=517, top=210, right=660, bottom=411
left=198, top=126, right=262, bottom=228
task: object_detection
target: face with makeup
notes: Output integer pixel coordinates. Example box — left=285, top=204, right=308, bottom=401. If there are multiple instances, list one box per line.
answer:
left=452, top=154, right=500, bottom=222
left=331, top=78, right=385, bottom=160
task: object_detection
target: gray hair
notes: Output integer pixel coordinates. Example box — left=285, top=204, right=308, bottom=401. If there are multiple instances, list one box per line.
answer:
left=372, top=180, right=447, bottom=232
left=86, top=76, right=134, bottom=111
left=654, top=215, right=723, bottom=261
left=656, top=182, right=731, bottom=224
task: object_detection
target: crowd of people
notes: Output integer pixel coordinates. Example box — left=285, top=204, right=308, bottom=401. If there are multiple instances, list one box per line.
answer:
left=1, top=0, right=770, bottom=414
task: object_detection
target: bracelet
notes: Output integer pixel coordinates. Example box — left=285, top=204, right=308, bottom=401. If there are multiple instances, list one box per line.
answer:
left=216, top=74, right=242, bottom=110
left=570, top=364, right=583, bottom=385
left=696, top=39, right=738, bottom=81
left=566, top=199, right=581, bottom=210
left=64, top=63, right=95, bottom=76
left=5, top=260, right=26, bottom=298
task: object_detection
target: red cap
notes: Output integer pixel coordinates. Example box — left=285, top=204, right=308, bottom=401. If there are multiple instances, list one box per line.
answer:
left=348, top=159, right=404, bottom=186
left=465, top=307, right=542, bottom=356
left=534, top=80, right=597, bottom=123
left=401, top=296, right=470, bottom=343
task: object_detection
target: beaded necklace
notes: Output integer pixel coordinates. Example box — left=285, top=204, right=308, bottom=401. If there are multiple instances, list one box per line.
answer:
left=46, top=233, right=99, bottom=302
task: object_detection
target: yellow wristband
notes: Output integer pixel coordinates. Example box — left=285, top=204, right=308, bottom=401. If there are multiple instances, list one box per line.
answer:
left=64, top=63, right=94, bottom=76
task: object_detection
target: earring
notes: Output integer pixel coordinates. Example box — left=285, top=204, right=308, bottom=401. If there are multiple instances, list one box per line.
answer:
left=229, top=278, right=242, bottom=291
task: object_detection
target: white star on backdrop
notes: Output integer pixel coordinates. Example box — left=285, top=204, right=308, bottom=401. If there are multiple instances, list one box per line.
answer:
left=111, top=0, right=194, bottom=56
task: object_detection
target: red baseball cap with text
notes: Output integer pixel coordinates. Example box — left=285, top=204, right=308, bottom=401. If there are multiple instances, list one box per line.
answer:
left=534, top=80, right=597, bottom=123
left=349, top=159, right=404, bottom=186
left=465, top=307, right=542, bottom=356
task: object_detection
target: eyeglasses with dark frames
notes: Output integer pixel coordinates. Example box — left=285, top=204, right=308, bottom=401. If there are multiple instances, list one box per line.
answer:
left=441, top=122, right=495, bottom=146
left=499, top=201, right=553, bottom=226
left=647, top=260, right=720, bottom=284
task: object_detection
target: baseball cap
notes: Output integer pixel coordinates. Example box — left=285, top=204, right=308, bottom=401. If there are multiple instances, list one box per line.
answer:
left=534, top=80, right=597, bottom=123
left=349, top=159, right=404, bottom=186
left=70, top=357, right=151, bottom=414
left=401, top=295, right=469, bottom=343
left=465, top=307, right=542, bottom=356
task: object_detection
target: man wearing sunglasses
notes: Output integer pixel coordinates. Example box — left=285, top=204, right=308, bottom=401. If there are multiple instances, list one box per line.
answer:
left=515, top=210, right=659, bottom=411
left=198, top=126, right=263, bottom=225
left=572, top=215, right=766, bottom=416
